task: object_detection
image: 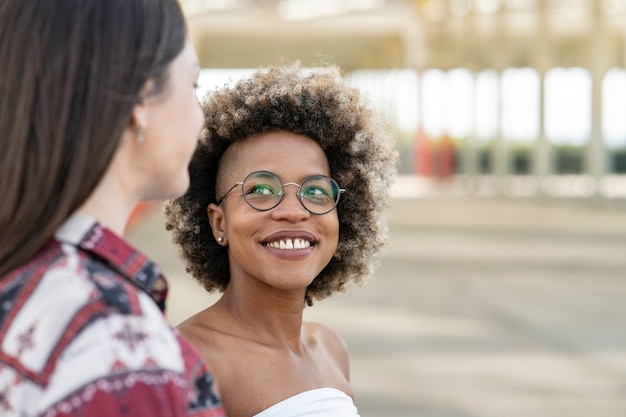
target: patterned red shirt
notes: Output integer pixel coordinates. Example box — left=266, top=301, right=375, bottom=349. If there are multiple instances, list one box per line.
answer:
left=0, top=212, right=226, bottom=417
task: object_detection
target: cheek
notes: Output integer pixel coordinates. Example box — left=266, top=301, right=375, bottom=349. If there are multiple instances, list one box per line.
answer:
left=173, top=97, right=203, bottom=157
left=169, top=90, right=202, bottom=130
left=224, top=208, right=257, bottom=241
left=324, top=215, right=340, bottom=249
left=193, top=98, right=204, bottom=130
left=189, top=97, right=203, bottom=133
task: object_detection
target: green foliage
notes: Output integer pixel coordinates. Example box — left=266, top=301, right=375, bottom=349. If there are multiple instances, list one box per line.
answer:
left=553, top=144, right=583, bottom=174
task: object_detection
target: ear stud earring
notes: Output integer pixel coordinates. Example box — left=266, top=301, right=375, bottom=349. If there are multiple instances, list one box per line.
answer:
left=136, top=118, right=147, bottom=143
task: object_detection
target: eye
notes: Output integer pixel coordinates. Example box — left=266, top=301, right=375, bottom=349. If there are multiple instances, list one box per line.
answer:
left=301, top=185, right=335, bottom=207
left=248, top=183, right=278, bottom=196
left=193, top=82, right=203, bottom=102
left=301, top=186, right=328, bottom=197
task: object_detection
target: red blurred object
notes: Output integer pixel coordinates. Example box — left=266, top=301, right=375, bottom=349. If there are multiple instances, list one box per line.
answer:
left=125, top=201, right=154, bottom=232
left=437, top=134, right=455, bottom=182
left=414, top=127, right=432, bottom=176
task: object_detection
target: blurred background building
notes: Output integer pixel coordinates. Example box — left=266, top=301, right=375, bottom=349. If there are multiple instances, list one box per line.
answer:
left=180, top=0, right=626, bottom=200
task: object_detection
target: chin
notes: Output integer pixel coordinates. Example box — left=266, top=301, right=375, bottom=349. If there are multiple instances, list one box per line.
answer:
left=171, top=183, right=190, bottom=199
left=147, top=176, right=190, bottom=201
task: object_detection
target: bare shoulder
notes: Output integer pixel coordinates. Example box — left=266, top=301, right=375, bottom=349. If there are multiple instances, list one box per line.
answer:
left=175, top=309, right=240, bottom=380
left=304, top=321, right=351, bottom=378
left=176, top=310, right=223, bottom=352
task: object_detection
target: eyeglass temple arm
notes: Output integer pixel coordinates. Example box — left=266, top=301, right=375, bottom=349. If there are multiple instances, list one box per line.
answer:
left=216, top=182, right=243, bottom=205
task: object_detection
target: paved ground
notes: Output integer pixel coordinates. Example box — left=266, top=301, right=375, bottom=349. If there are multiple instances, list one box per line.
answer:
left=127, top=194, right=626, bottom=417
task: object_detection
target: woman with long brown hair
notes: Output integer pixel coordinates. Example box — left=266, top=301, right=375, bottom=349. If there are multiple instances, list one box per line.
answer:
left=0, top=1, right=225, bottom=416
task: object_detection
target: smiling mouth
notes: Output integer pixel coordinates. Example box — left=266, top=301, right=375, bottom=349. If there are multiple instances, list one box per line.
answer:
left=264, top=238, right=313, bottom=250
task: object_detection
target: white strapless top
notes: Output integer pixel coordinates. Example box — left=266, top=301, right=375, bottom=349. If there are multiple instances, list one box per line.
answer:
left=253, top=388, right=360, bottom=417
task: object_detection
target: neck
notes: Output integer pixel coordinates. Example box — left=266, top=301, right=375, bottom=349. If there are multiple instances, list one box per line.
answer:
left=220, top=283, right=307, bottom=350
left=79, top=167, right=137, bottom=236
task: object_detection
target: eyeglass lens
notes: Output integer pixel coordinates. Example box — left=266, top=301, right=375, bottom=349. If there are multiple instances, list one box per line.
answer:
left=242, top=171, right=340, bottom=214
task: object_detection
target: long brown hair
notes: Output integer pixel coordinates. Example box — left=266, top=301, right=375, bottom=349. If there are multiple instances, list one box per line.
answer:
left=0, top=0, right=187, bottom=277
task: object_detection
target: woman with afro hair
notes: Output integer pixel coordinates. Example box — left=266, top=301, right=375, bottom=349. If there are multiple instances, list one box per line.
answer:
left=165, top=62, right=398, bottom=417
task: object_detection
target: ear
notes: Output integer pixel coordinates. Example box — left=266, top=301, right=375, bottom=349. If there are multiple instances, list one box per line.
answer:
left=207, top=203, right=227, bottom=245
left=129, top=77, right=155, bottom=131
left=129, top=103, right=148, bottom=133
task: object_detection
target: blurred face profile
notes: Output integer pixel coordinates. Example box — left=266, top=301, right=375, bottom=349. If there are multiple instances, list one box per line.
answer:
left=139, top=38, right=203, bottom=200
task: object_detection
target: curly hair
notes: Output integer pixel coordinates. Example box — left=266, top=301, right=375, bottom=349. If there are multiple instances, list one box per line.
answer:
left=164, top=63, right=398, bottom=305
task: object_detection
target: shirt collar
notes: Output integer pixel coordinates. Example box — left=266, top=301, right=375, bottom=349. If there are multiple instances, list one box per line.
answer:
left=55, top=211, right=168, bottom=312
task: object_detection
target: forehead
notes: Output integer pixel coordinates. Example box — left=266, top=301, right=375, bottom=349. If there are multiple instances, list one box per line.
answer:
left=170, top=38, right=198, bottom=74
left=223, top=131, right=330, bottom=179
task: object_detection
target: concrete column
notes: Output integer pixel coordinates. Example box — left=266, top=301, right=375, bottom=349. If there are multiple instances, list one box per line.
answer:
left=586, top=1, right=609, bottom=198
left=490, top=7, right=510, bottom=194
left=493, top=73, right=507, bottom=178
left=533, top=0, right=551, bottom=197
left=459, top=12, right=479, bottom=192
left=402, top=19, right=427, bottom=177
left=461, top=72, right=479, bottom=191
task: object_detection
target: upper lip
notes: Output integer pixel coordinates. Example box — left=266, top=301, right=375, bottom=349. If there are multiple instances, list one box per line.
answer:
left=262, top=230, right=317, bottom=245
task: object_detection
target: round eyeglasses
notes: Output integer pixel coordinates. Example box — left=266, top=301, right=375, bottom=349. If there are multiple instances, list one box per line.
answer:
left=216, top=170, right=346, bottom=215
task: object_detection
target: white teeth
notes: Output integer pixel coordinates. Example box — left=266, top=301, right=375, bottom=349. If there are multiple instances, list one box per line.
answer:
left=266, top=238, right=311, bottom=250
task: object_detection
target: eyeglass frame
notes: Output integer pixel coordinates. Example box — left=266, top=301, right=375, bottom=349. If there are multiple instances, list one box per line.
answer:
left=216, top=170, right=346, bottom=215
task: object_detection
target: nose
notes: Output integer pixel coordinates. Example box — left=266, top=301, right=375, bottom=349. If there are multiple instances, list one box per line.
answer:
left=270, top=184, right=310, bottom=222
